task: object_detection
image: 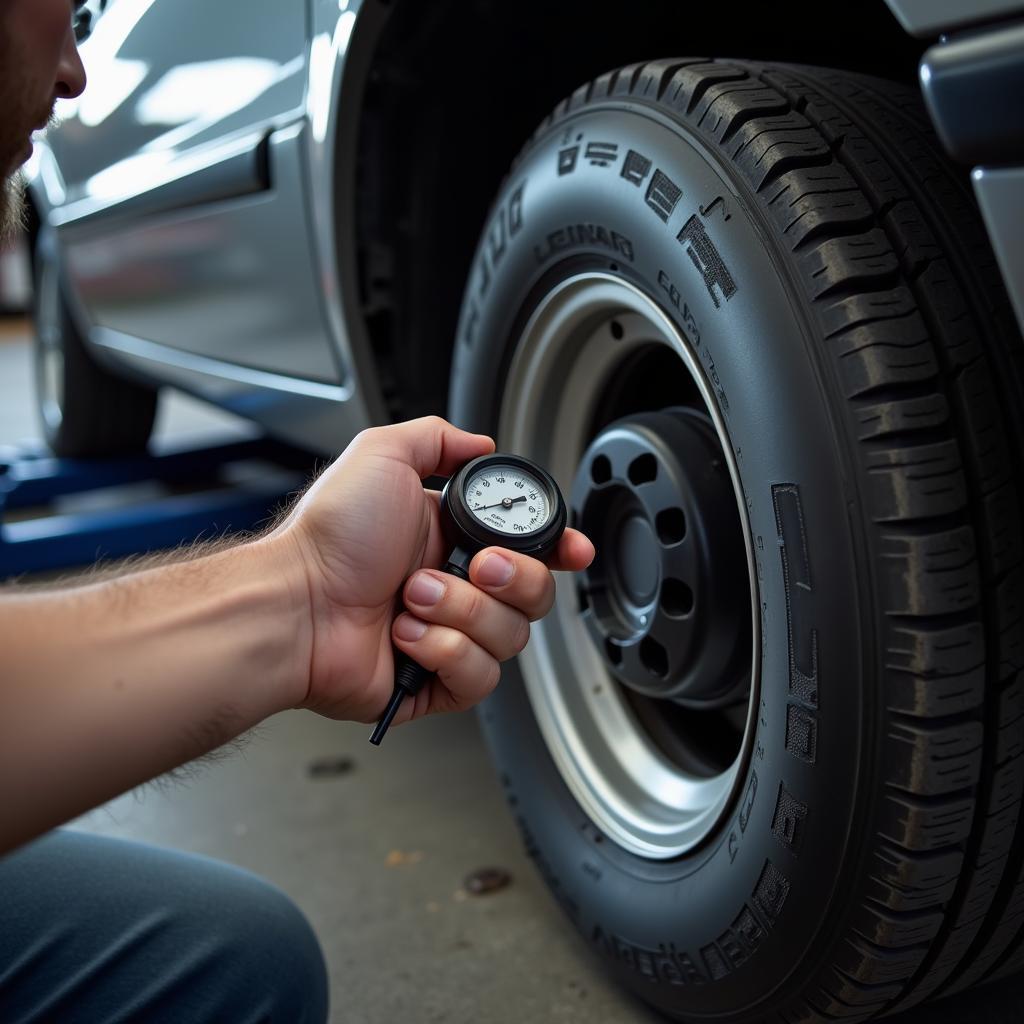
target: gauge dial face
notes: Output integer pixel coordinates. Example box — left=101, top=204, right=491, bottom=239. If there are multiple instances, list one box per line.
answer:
left=465, top=464, right=550, bottom=536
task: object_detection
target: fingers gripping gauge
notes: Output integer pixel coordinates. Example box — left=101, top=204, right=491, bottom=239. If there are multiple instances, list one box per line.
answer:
left=370, top=453, right=567, bottom=745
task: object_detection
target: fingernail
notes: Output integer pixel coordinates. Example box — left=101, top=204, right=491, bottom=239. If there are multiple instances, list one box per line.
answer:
left=395, top=615, right=428, bottom=642
left=407, top=574, right=445, bottom=606
left=477, top=553, right=514, bottom=587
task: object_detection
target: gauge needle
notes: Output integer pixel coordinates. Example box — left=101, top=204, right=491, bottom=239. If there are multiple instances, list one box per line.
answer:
left=472, top=495, right=528, bottom=512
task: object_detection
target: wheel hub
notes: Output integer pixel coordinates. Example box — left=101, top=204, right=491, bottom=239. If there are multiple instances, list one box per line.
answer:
left=572, top=408, right=751, bottom=707
left=615, top=514, right=659, bottom=605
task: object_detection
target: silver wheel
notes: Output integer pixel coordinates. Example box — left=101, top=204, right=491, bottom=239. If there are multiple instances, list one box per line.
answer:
left=498, top=273, right=760, bottom=859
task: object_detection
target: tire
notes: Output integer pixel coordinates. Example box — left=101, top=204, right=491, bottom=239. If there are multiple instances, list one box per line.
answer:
left=33, top=230, right=157, bottom=458
left=449, top=59, right=1024, bottom=1021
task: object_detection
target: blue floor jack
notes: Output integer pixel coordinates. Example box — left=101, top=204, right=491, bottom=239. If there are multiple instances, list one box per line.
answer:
left=0, top=436, right=318, bottom=578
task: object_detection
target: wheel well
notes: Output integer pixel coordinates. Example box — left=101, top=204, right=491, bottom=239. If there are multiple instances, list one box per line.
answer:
left=354, top=0, right=924, bottom=421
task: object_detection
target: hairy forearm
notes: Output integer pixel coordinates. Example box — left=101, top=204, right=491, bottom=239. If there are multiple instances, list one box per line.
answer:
left=0, top=534, right=309, bottom=853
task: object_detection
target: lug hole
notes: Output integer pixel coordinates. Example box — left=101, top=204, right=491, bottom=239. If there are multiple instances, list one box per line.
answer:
left=591, top=455, right=612, bottom=484
left=655, top=507, right=686, bottom=544
left=661, top=578, right=694, bottom=617
left=610, top=320, right=624, bottom=340
left=627, top=453, right=657, bottom=486
left=605, top=639, right=622, bottom=666
left=640, top=637, right=668, bottom=678
left=577, top=585, right=590, bottom=613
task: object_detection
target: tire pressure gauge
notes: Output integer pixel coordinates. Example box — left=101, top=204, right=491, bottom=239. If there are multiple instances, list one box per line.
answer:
left=370, top=452, right=567, bottom=745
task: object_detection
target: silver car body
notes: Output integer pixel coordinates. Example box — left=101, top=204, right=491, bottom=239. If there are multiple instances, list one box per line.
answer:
left=25, top=0, right=1024, bottom=454
left=29, top=0, right=385, bottom=453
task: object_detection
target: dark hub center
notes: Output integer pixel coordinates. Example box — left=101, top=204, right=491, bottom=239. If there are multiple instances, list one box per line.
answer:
left=614, top=515, right=659, bottom=605
left=570, top=408, right=752, bottom=708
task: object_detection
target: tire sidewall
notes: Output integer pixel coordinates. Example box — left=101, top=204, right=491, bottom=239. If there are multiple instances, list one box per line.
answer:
left=450, top=102, right=874, bottom=1017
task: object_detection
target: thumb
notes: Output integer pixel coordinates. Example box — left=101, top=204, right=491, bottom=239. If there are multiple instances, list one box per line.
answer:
left=362, top=416, right=495, bottom=479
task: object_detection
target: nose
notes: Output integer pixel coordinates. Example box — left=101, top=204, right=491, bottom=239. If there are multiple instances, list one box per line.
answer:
left=55, top=23, right=87, bottom=99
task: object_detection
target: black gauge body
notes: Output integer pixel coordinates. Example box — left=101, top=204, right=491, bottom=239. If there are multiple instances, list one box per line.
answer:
left=370, top=452, right=567, bottom=745
left=438, top=453, right=567, bottom=575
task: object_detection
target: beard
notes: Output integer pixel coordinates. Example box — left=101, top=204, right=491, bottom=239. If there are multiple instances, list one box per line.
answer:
left=1, top=170, right=27, bottom=243
left=0, top=14, right=53, bottom=244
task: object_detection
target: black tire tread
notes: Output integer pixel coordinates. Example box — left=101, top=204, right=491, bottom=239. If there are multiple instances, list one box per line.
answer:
left=37, top=269, right=157, bottom=458
left=525, top=57, right=1024, bottom=1019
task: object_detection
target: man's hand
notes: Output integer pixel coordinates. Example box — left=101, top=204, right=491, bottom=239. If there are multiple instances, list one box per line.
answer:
left=0, top=415, right=592, bottom=852
left=275, top=416, right=595, bottom=726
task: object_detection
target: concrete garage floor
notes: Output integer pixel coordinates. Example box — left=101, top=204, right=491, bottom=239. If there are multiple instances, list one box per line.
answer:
left=2, top=318, right=1021, bottom=1023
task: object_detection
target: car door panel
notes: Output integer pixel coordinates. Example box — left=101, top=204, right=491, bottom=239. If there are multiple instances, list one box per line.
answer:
left=59, top=124, right=343, bottom=383
left=47, top=0, right=341, bottom=383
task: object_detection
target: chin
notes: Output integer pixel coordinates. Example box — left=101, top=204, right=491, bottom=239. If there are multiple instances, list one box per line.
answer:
left=1, top=172, right=27, bottom=241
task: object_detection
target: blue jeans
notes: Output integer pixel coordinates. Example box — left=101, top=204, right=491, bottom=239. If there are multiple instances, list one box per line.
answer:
left=0, top=830, right=329, bottom=1023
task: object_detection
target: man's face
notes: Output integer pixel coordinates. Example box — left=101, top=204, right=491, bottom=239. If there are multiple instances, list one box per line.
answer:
left=0, top=0, right=87, bottom=236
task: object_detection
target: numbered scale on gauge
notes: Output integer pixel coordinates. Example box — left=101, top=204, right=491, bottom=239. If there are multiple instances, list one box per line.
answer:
left=466, top=465, right=550, bottom=537
left=370, top=452, right=567, bottom=746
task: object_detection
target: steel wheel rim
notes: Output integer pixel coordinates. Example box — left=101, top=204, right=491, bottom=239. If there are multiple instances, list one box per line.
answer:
left=498, top=273, right=760, bottom=858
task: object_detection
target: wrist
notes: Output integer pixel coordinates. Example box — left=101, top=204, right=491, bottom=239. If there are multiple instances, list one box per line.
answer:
left=248, top=529, right=315, bottom=714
